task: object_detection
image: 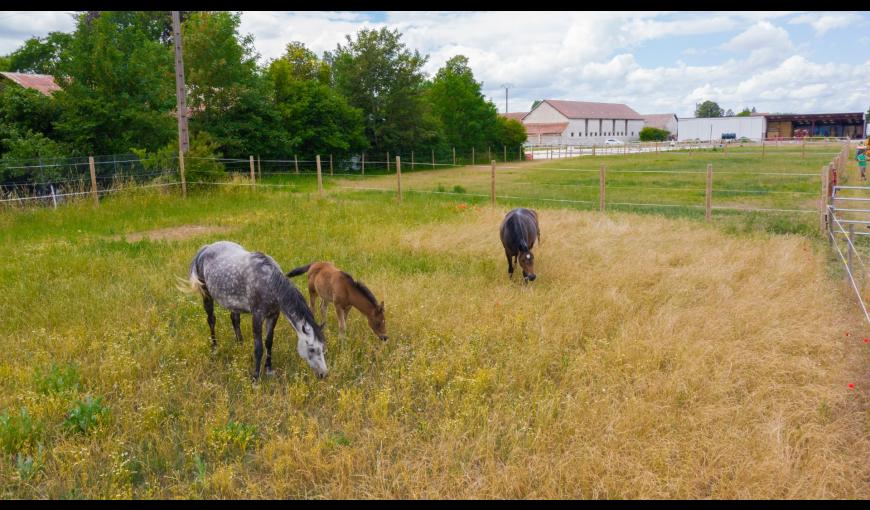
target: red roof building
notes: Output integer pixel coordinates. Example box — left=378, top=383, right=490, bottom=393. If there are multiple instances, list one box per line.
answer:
left=0, top=72, right=61, bottom=96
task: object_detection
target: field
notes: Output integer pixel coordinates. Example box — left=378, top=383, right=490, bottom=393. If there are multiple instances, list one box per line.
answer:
left=1, top=146, right=869, bottom=498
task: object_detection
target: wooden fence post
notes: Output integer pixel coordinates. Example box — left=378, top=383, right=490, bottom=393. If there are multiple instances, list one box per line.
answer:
left=411, top=150, right=415, bottom=170
left=396, top=155, right=402, bottom=202
left=599, top=164, right=606, bottom=212
left=294, top=155, right=299, bottom=174
left=705, top=163, right=713, bottom=222
left=503, top=145, right=507, bottom=162
left=316, top=155, right=323, bottom=197
left=257, top=155, right=261, bottom=179
left=330, top=154, right=333, bottom=176
left=89, top=156, right=99, bottom=205
left=249, top=155, right=256, bottom=186
left=361, top=153, right=365, bottom=175
left=431, top=149, right=435, bottom=169
left=488, top=146, right=491, bottom=163
left=820, top=164, right=827, bottom=233
left=178, top=151, right=187, bottom=198
left=491, top=159, right=496, bottom=207
left=387, top=152, right=390, bottom=172
left=472, top=147, right=475, bottom=166
left=50, top=184, right=57, bottom=209
left=453, top=147, right=456, bottom=166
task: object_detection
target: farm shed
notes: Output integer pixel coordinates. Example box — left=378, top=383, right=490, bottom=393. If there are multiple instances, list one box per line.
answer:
left=522, top=99, right=644, bottom=146
left=763, top=112, right=865, bottom=140
left=0, top=71, right=61, bottom=96
left=677, top=116, right=766, bottom=142
left=640, top=113, right=678, bottom=139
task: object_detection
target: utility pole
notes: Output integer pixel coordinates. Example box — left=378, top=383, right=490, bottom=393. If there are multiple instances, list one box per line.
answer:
left=501, top=83, right=514, bottom=114
left=172, top=11, right=189, bottom=154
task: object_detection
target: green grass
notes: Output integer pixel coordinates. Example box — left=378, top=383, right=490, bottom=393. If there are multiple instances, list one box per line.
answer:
left=0, top=144, right=868, bottom=498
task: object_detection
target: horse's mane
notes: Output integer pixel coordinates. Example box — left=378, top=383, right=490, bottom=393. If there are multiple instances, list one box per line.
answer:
left=341, top=271, right=379, bottom=307
left=509, top=213, right=530, bottom=252
left=253, top=254, right=321, bottom=336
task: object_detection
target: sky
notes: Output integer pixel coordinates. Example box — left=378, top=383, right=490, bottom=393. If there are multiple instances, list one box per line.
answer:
left=1, top=11, right=868, bottom=117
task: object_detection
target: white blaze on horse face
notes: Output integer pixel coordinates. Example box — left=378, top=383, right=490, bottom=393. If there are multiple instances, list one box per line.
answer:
left=295, top=321, right=328, bottom=378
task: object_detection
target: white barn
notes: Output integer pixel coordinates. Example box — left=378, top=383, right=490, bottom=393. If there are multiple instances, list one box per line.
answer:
left=677, top=116, right=766, bottom=142
left=522, top=100, right=644, bottom=145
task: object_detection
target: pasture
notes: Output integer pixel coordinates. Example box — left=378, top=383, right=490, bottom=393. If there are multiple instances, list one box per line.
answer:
left=1, top=147, right=869, bottom=498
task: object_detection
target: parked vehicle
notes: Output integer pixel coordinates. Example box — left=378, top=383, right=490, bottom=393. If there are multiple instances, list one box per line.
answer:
left=603, top=138, right=623, bottom=146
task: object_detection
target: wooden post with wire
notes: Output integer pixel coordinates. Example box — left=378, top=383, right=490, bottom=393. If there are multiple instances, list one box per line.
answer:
left=386, top=151, right=390, bottom=173
left=705, top=163, right=713, bottom=222
left=411, top=150, right=415, bottom=170
left=819, top=164, right=827, bottom=233
left=491, top=159, right=496, bottom=207
left=361, top=152, right=365, bottom=175
left=316, top=155, right=323, bottom=197
left=503, top=145, right=507, bottom=163
left=472, top=147, right=475, bottom=166
left=178, top=152, right=187, bottom=198
left=453, top=147, right=456, bottom=166
left=396, top=155, right=402, bottom=202
left=294, top=155, right=299, bottom=174
left=89, top=156, right=99, bottom=205
left=599, top=164, right=606, bottom=212
left=330, top=154, right=333, bottom=175
left=257, top=155, right=261, bottom=179
left=431, top=149, right=435, bottom=169
left=249, top=155, right=256, bottom=186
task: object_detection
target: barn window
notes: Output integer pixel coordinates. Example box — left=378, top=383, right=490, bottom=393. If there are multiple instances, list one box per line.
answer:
left=571, top=132, right=574, bottom=137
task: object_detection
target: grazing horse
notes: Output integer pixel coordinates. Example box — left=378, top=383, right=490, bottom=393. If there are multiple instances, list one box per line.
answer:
left=181, top=241, right=328, bottom=380
left=499, top=208, right=540, bottom=282
left=286, top=262, right=388, bottom=341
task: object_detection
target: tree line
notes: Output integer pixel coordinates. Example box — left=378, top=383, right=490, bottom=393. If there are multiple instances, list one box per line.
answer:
left=0, top=11, right=526, bottom=175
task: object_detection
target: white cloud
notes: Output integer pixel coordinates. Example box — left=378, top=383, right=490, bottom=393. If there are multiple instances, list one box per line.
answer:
left=789, top=12, right=855, bottom=36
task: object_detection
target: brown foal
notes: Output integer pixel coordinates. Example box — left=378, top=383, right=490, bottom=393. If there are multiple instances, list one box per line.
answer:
left=286, top=262, right=387, bottom=341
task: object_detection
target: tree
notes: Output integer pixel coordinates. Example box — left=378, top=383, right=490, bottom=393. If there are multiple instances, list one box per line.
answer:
left=531, top=100, right=543, bottom=111
left=271, top=41, right=330, bottom=85
left=736, top=108, right=752, bottom=117
left=493, top=116, right=527, bottom=148
left=52, top=11, right=176, bottom=155
left=751, top=107, right=757, bottom=113
left=326, top=27, right=434, bottom=152
left=695, top=100, right=723, bottom=118
left=182, top=11, right=290, bottom=157
left=5, top=32, right=73, bottom=77
left=725, top=109, right=734, bottom=117
left=639, top=126, right=670, bottom=141
left=426, top=55, right=500, bottom=151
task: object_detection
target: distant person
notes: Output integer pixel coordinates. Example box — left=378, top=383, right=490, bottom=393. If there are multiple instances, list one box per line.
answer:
left=857, top=146, right=867, bottom=181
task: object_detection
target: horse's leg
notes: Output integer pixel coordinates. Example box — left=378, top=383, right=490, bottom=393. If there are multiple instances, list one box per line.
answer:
left=336, top=305, right=350, bottom=337
left=263, top=312, right=278, bottom=377
left=203, top=296, right=217, bottom=351
left=251, top=312, right=264, bottom=381
left=506, top=251, right=514, bottom=279
left=320, top=299, right=330, bottom=327
left=231, top=312, right=243, bottom=343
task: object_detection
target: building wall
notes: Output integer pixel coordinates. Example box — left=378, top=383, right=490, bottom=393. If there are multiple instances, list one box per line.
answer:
left=677, top=116, right=766, bottom=142
left=523, top=102, right=568, bottom=123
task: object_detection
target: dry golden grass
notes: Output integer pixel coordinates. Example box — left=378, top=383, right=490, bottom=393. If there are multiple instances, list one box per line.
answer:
left=1, top=189, right=869, bottom=498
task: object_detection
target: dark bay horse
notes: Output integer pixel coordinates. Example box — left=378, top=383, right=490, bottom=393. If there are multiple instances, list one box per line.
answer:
left=181, top=241, right=328, bottom=380
left=499, top=208, right=540, bottom=282
left=287, top=262, right=387, bottom=341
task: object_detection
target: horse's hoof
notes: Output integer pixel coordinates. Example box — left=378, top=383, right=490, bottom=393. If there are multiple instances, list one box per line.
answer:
left=265, top=368, right=275, bottom=377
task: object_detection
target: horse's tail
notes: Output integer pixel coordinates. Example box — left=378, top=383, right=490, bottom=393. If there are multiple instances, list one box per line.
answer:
left=286, top=263, right=313, bottom=278
left=177, top=248, right=207, bottom=296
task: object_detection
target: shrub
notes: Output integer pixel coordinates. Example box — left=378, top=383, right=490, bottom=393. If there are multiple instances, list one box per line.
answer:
left=452, top=185, right=466, bottom=194
left=639, top=127, right=670, bottom=142
left=131, top=131, right=226, bottom=185
left=0, top=407, right=42, bottom=454
left=34, top=362, right=80, bottom=395
left=208, top=421, right=259, bottom=457
left=64, top=395, right=109, bottom=434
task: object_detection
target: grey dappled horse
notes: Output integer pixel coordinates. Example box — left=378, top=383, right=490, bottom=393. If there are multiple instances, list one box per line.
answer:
left=499, top=208, right=540, bottom=282
left=183, top=241, right=328, bottom=380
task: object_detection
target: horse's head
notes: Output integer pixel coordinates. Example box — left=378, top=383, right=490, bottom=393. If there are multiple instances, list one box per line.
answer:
left=518, top=251, right=536, bottom=282
left=295, top=320, right=328, bottom=379
left=367, top=301, right=388, bottom=341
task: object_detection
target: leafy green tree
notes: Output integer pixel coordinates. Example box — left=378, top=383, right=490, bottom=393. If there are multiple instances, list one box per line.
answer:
left=182, top=11, right=290, bottom=157
left=694, top=100, right=723, bottom=118
left=0, top=86, right=59, bottom=137
left=271, top=41, right=330, bottom=85
left=5, top=32, right=73, bottom=76
left=426, top=55, right=501, bottom=152
left=326, top=27, right=435, bottom=152
left=493, top=116, right=527, bottom=149
left=736, top=108, right=752, bottom=117
left=639, top=126, right=670, bottom=141
left=52, top=11, right=176, bottom=155
left=132, top=131, right=225, bottom=184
